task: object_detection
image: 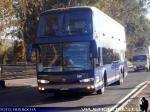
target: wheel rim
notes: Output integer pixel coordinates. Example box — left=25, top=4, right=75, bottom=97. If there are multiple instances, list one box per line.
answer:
left=101, top=78, right=105, bottom=93
left=120, top=74, right=123, bottom=84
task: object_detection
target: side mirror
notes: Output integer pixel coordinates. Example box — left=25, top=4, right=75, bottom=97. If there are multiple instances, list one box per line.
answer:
left=94, top=58, right=99, bottom=67
left=91, top=40, right=97, bottom=58
left=26, top=44, right=38, bottom=62
left=27, top=44, right=33, bottom=62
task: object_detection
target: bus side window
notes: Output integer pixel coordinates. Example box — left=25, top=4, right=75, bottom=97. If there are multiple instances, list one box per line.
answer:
left=98, top=47, right=101, bottom=64
left=102, top=48, right=113, bottom=64
left=113, top=50, right=120, bottom=62
left=94, top=48, right=101, bottom=67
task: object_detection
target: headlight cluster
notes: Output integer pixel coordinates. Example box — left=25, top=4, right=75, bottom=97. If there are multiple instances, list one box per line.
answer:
left=38, top=87, right=45, bottom=91
left=87, top=85, right=95, bottom=89
left=38, top=79, right=50, bottom=84
left=79, top=78, right=94, bottom=83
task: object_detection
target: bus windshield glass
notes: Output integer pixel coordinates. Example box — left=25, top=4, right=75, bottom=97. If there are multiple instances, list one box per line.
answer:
left=39, top=15, right=58, bottom=36
left=38, top=11, right=92, bottom=36
left=133, top=55, right=147, bottom=61
left=38, top=42, right=92, bottom=72
left=62, top=12, right=91, bottom=35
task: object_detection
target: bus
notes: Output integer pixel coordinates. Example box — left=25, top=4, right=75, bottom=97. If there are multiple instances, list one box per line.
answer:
left=27, top=6, right=127, bottom=95
left=133, top=46, right=150, bottom=72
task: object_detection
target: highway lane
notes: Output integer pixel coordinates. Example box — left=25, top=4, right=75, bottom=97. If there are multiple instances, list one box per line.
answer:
left=0, top=70, right=150, bottom=112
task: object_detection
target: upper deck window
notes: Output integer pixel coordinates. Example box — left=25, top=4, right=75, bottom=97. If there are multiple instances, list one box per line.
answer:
left=39, top=15, right=58, bottom=36
left=70, top=15, right=88, bottom=34
left=62, top=12, right=91, bottom=35
left=38, top=10, right=92, bottom=37
left=45, top=15, right=58, bottom=36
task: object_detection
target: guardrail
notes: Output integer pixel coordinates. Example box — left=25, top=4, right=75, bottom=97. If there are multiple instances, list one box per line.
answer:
left=0, top=64, right=36, bottom=80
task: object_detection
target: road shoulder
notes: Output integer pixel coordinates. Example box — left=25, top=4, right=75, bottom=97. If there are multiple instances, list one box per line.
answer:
left=122, top=82, right=150, bottom=111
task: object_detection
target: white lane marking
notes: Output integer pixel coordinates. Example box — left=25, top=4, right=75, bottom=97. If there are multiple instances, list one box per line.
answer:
left=115, top=81, right=150, bottom=112
left=108, top=81, right=149, bottom=112
left=30, top=84, right=37, bottom=87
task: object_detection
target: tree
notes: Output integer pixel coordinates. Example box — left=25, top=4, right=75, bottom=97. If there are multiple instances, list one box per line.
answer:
left=0, top=39, right=10, bottom=64
left=1, top=0, right=150, bottom=62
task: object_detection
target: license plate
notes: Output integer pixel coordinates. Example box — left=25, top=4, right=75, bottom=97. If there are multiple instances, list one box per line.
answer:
left=60, top=88, right=69, bottom=90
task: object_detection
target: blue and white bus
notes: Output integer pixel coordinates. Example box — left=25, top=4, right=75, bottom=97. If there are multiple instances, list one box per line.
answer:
left=28, top=6, right=127, bottom=94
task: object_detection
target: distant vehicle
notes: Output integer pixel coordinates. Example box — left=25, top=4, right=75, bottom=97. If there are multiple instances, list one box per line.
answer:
left=133, top=46, right=150, bottom=72
left=27, top=6, right=127, bottom=95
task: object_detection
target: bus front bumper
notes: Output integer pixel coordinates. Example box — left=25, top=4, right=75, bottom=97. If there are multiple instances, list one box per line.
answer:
left=134, top=65, right=148, bottom=70
left=37, top=83, right=100, bottom=93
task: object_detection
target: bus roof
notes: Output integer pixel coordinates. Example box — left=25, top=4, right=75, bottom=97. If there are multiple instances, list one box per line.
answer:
left=41, top=6, right=96, bottom=15
left=41, top=6, right=123, bottom=26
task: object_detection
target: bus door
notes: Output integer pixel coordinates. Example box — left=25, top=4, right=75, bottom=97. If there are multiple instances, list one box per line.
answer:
left=94, top=47, right=102, bottom=85
left=113, top=50, right=120, bottom=81
left=102, top=48, right=115, bottom=84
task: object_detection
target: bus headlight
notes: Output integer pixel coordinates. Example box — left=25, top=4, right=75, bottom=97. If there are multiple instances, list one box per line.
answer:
left=79, top=78, right=94, bottom=83
left=38, top=79, right=50, bottom=84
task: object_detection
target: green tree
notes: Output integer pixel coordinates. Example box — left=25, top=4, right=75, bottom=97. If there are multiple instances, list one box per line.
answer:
left=6, top=0, right=150, bottom=62
left=0, top=39, right=10, bottom=64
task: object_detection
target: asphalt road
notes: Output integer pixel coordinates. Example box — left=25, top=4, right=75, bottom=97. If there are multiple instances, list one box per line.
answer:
left=0, top=69, right=150, bottom=112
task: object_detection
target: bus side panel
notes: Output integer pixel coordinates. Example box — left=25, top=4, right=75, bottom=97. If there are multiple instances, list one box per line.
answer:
left=92, top=8, right=126, bottom=85
left=94, top=67, right=105, bottom=90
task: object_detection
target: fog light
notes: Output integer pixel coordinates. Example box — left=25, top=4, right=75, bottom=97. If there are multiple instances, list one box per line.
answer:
left=38, top=87, right=41, bottom=90
left=87, top=86, right=90, bottom=89
left=91, top=85, right=95, bottom=89
left=41, top=88, right=45, bottom=91
left=38, top=79, right=50, bottom=84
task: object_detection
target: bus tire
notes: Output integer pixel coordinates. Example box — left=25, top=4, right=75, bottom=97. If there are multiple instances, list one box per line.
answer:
left=104, top=71, right=107, bottom=87
left=96, top=86, right=104, bottom=94
left=147, top=68, right=149, bottom=72
left=122, top=68, right=125, bottom=78
left=96, top=78, right=105, bottom=94
left=116, top=73, right=123, bottom=85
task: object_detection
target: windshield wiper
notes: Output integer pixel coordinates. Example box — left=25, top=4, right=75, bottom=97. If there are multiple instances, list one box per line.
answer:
left=42, top=67, right=62, bottom=72
left=63, top=66, right=85, bottom=69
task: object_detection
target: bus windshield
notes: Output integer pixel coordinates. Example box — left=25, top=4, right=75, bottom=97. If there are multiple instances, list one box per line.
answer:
left=133, top=55, right=147, bottom=61
left=38, top=11, right=92, bottom=36
left=38, top=42, right=92, bottom=72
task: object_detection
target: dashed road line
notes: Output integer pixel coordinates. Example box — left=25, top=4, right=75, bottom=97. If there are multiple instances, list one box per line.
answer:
left=108, top=81, right=150, bottom=112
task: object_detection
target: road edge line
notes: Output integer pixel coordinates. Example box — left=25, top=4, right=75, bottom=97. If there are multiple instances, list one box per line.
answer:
left=108, top=81, right=149, bottom=112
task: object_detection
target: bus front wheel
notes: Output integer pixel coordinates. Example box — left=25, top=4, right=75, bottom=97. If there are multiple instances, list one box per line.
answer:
left=116, top=73, right=123, bottom=85
left=96, top=78, right=105, bottom=94
left=147, top=68, right=149, bottom=72
left=96, top=86, right=105, bottom=94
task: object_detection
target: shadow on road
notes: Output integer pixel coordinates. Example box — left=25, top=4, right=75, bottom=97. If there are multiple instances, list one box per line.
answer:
left=0, top=86, right=91, bottom=107
left=128, top=69, right=148, bottom=73
left=107, top=87, right=134, bottom=90
left=37, top=92, right=86, bottom=105
left=0, top=85, right=115, bottom=108
left=128, top=71, right=135, bottom=73
left=44, top=104, right=116, bottom=112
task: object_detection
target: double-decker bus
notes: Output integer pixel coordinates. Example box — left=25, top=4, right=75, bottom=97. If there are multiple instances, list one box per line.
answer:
left=27, top=6, right=127, bottom=94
